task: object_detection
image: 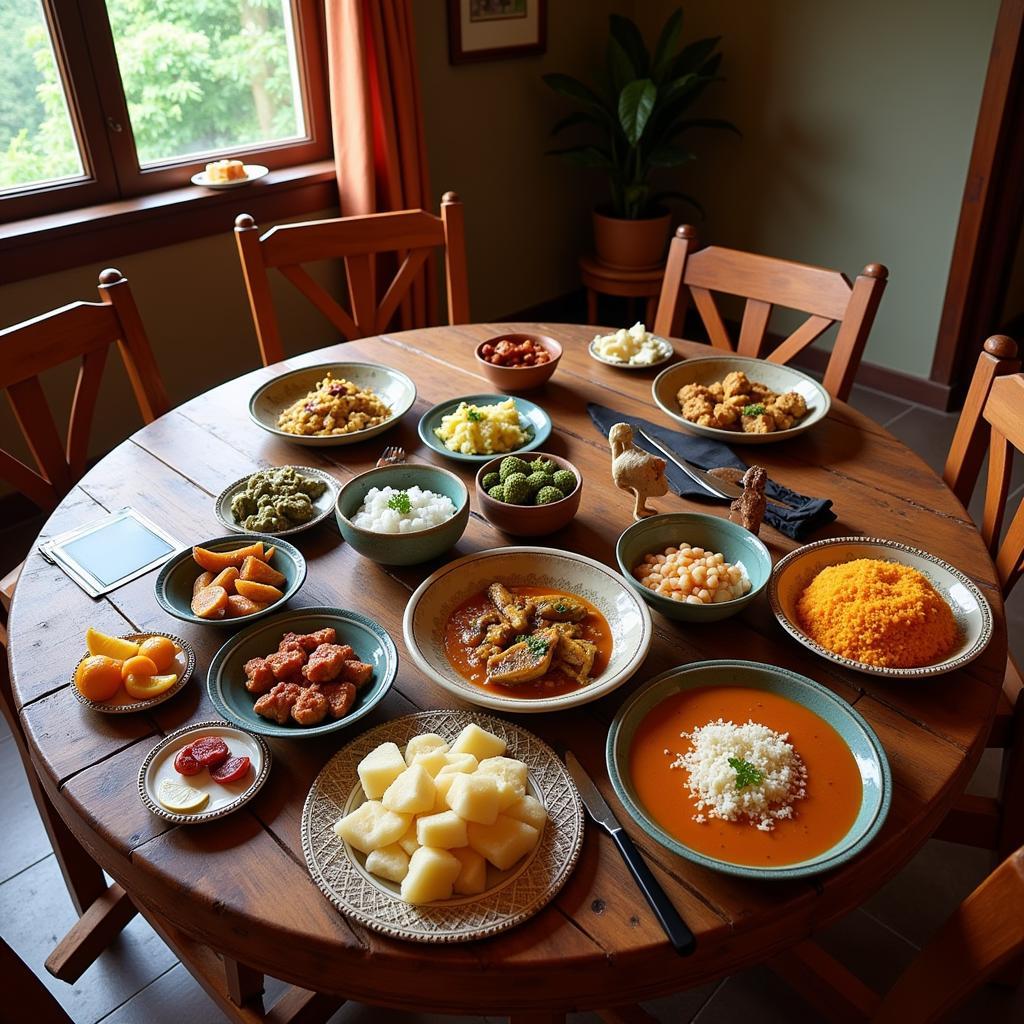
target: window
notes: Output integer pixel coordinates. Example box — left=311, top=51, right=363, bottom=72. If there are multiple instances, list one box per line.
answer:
left=0, top=0, right=329, bottom=222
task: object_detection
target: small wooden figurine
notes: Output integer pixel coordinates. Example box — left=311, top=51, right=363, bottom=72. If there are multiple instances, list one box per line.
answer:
left=609, top=423, right=669, bottom=520
left=729, top=465, right=768, bottom=535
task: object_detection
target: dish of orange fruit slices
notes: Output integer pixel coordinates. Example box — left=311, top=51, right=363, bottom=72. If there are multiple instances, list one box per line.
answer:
left=190, top=542, right=287, bottom=620
left=72, top=628, right=195, bottom=713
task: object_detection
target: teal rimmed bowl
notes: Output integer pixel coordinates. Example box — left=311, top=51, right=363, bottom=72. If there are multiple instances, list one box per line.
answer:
left=155, top=535, right=305, bottom=628
left=335, top=463, right=470, bottom=566
left=207, top=607, right=397, bottom=739
left=606, top=660, right=891, bottom=880
left=615, top=513, right=772, bottom=621
left=416, top=393, right=552, bottom=464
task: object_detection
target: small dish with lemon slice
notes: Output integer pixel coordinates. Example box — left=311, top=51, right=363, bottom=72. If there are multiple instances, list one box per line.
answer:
left=71, top=627, right=195, bottom=714
left=138, top=721, right=271, bottom=824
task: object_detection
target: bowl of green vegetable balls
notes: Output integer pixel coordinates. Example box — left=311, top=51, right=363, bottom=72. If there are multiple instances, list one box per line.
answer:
left=475, top=452, right=583, bottom=537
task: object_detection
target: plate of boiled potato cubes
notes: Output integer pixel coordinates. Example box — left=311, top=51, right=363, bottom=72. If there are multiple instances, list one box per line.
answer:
left=301, top=710, right=584, bottom=942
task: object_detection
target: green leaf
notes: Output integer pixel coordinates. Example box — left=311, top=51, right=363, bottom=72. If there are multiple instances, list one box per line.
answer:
left=387, top=490, right=411, bottom=515
left=545, top=145, right=613, bottom=169
left=668, top=36, right=721, bottom=78
left=549, top=111, right=600, bottom=136
left=728, top=756, right=764, bottom=790
left=743, top=404, right=766, bottom=417
left=606, top=35, right=636, bottom=96
left=609, top=14, right=649, bottom=76
left=651, top=8, right=683, bottom=81
left=618, top=78, right=657, bottom=146
left=648, top=143, right=695, bottom=168
left=541, top=73, right=611, bottom=119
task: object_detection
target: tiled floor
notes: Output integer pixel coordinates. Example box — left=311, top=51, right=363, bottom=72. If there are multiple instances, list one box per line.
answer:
left=1, top=380, right=1022, bottom=1022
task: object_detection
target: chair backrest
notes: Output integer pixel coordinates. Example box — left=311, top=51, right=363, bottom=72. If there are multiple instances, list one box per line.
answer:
left=873, top=845, right=1024, bottom=1023
left=943, top=335, right=1020, bottom=506
left=234, top=191, right=470, bottom=366
left=654, top=225, right=888, bottom=402
left=0, top=269, right=169, bottom=512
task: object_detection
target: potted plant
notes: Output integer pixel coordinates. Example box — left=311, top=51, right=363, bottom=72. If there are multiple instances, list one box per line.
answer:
left=543, top=9, right=736, bottom=269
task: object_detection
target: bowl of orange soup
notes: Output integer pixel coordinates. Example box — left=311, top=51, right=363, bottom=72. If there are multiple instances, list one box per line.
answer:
left=606, top=660, right=890, bottom=879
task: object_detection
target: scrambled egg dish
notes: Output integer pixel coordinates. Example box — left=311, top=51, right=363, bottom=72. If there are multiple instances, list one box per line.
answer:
left=434, top=398, right=528, bottom=455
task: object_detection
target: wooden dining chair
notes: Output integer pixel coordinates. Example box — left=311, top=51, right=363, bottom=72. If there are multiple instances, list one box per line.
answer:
left=234, top=191, right=470, bottom=366
left=0, top=936, right=75, bottom=1024
left=770, top=843, right=1024, bottom=1022
left=0, top=269, right=168, bottom=986
left=653, top=225, right=888, bottom=402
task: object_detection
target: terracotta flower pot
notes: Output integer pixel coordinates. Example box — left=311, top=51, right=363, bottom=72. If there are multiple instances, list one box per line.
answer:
left=592, top=207, right=671, bottom=269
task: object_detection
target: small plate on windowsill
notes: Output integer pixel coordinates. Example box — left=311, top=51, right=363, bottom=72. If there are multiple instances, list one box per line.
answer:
left=191, top=164, right=269, bottom=189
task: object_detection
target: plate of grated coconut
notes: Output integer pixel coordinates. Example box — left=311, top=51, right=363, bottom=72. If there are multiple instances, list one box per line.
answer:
left=606, top=660, right=891, bottom=879
left=767, top=537, right=993, bottom=679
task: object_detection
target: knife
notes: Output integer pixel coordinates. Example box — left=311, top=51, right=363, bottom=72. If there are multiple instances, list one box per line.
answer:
left=564, top=751, right=696, bottom=956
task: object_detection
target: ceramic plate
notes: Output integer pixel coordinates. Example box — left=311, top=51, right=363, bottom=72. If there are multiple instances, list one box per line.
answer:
left=207, top=607, right=398, bottom=739
left=249, top=363, right=416, bottom=447
left=607, top=660, right=891, bottom=880
left=70, top=632, right=195, bottom=713
left=190, top=164, right=269, bottom=188
left=651, top=355, right=831, bottom=444
left=301, top=709, right=585, bottom=943
left=768, top=537, right=994, bottom=678
left=215, top=466, right=339, bottom=537
left=154, top=534, right=306, bottom=628
left=416, top=394, right=552, bottom=464
left=403, top=546, right=653, bottom=713
left=588, top=334, right=674, bottom=370
left=138, top=720, right=271, bottom=825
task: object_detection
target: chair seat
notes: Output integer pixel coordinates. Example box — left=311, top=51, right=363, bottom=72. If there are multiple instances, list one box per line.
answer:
left=1, top=560, right=22, bottom=613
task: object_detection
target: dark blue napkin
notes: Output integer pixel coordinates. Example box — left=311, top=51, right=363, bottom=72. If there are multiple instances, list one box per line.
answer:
left=588, top=403, right=835, bottom=540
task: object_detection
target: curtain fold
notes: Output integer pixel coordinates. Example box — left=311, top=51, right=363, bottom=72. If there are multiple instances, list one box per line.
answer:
left=325, top=0, right=437, bottom=327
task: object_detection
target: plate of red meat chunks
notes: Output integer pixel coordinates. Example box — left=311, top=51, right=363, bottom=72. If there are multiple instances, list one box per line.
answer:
left=207, top=608, right=398, bottom=738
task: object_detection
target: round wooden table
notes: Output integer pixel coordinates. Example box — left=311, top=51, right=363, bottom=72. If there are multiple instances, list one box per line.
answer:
left=7, top=324, right=1007, bottom=1019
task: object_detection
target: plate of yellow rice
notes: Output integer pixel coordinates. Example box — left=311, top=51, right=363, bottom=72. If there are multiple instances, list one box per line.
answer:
left=249, top=363, right=416, bottom=447
left=768, top=537, right=993, bottom=678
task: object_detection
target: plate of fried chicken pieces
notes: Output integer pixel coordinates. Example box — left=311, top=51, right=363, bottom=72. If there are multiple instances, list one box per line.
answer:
left=207, top=607, right=398, bottom=738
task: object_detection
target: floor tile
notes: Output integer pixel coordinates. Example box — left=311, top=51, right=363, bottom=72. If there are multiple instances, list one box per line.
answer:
left=96, top=963, right=213, bottom=1022
left=0, top=854, right=177, bottom=1023
left=0, top=728, right=53, bottom=882
left=691, top=965, right=826, bottom=1023
left=884, top=406, right=960, bottom=475
left=817, top=907, right=916, bottom=992
left=845, top=384, right=912, bottom=427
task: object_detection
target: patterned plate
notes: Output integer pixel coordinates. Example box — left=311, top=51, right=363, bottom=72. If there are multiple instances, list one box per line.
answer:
left=70, top=632, right=195, bottom=714
left=301, top=710, right=585, bottom=943
left=214, top=466, right=339, bottom=537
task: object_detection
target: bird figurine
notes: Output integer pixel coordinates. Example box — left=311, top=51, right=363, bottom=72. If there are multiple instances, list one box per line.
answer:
left=609, top=422, right=669, bottom=520
left=730, top=465, right=768, bottom=535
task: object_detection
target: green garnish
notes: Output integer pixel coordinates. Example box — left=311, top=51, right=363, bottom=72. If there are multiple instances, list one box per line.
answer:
left=728, top=756, right=764, bottom=790
left=554, top=602, right=568, bottom=613
left=742, top=403, right=766, bottom=416
left=387, top=490, right=412, bottom=515
left=524, top=634, right=550, bottom=659
left=467, top=408, right=484, bottom=422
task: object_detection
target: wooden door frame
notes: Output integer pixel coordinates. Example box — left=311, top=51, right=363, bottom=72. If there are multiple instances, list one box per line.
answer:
left=931, top=0, right=1024, bottom=407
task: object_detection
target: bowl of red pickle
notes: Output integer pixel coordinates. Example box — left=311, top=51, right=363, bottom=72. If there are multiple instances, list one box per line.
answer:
left=475, top=333, right=562, bottom=391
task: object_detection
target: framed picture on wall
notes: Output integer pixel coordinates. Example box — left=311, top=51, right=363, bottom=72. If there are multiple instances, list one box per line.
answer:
left=448, top=0, right=547, bottom=64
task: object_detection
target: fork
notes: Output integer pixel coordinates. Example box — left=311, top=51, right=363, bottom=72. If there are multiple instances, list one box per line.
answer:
left=376, top=445, right=407, bottom=468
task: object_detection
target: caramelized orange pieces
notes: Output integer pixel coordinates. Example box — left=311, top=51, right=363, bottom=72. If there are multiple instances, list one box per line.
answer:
left=193, top=570, right=214, bottom=596
left=239, top=556, right=286, bottom=587
left=192, top=542, right=264, bottom=572
left=191, top=584, right=228, bottom=619
left=226, top=594, right=266, bottom=618
left=235, top=580, right=284, bottom=603
left=210, top=565, right=239, bottom=591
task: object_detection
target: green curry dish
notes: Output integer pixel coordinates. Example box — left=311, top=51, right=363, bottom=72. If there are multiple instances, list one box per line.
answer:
left=535, top=485, right=566, bottom=505
left=482, top=471, right=500, bottom=490
left=499, top=456, right=530, bottom=482
left=742, top=403, right=766, bottom=417
left=503, top=472, right=532, bottom=505
left=551, top=469, right=577, bottom=495
left=231, top=467, right=327, bottom=531
left=525, top=470, right=553, bottom=495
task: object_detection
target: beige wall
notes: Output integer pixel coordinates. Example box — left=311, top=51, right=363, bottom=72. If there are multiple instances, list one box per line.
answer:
left=621, top=0, right=1000, bottom=378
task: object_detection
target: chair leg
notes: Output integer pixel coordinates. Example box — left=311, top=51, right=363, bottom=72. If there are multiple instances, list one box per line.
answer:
left=224, top=956, right=265, bottom=1011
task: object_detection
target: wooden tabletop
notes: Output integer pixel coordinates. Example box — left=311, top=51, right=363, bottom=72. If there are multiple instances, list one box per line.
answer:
left=7, top=324, right=1007, bottom=1016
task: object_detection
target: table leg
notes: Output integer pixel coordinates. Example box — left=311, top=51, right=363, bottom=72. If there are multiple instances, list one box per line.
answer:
left=224, top=956, right=265, bottom=1011
left=587, top=288, right=598, bottom=325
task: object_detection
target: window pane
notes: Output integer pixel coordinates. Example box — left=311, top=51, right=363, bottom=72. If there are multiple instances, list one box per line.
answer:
left=0, top=0, right=85, bottom=192
left=107, top=0, right=306, bottom=167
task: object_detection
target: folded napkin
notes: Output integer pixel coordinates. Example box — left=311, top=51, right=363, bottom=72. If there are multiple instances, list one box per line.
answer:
left=588, top=403, right=836, bottom=540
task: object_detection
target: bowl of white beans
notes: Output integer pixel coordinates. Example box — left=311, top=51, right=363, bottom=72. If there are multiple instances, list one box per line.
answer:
left=614, top=512, right=772, bottom=621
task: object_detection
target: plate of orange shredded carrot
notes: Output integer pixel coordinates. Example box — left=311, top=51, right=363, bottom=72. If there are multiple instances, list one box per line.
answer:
left=767, top=537, right=993, bottom=678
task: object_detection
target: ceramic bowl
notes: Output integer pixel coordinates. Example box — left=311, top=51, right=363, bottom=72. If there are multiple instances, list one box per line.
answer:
left=474, top=452, right=582, bottom=537
left=474, top=334, right=562, bottom=391
left=207, top=607, right=398, bottom=739
left=417, top=394, right=552, bottom=464
left=403, top=546, right=653, bottom=714
left=215, top=466, right=339, bottom=537
left=615, top=513, right=772, bottom=622
left=606, top=659, right=892, bottom=880
left=154, top=535, right=306, bottom=628
left=651, top=355, right=831, bottom=444
left=335, top=464, right=470, bottom=566
left=249, top=362, right=416, bottom=447
left=768, top=536, right=994, bottom=678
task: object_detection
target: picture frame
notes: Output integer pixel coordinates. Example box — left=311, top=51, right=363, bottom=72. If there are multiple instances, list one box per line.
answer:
left=448, top=0, right=547, bottom=64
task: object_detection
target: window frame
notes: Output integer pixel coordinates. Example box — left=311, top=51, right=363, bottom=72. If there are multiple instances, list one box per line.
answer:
left=1, top=0, right=331, bottom=223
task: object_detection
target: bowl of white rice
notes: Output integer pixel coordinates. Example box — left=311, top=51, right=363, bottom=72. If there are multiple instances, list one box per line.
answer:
left=335, top=464, right=470, bottom=566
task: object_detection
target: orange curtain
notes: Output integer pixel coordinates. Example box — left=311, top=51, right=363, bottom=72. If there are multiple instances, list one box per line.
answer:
left=325, top=0, right=437, bottom=327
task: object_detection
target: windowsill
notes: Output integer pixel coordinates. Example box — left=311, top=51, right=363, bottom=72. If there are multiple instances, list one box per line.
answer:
left=0, top=160, right=338, bottom=284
